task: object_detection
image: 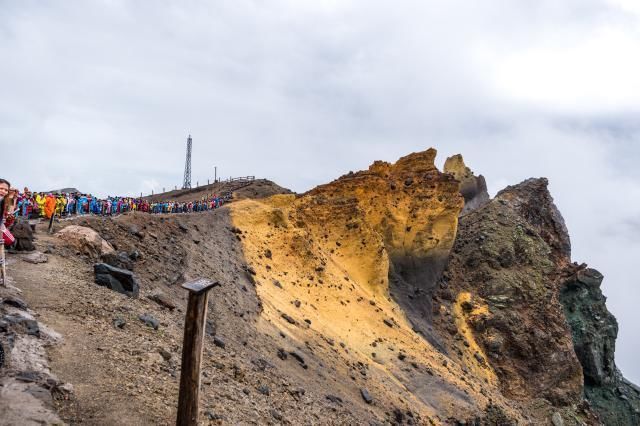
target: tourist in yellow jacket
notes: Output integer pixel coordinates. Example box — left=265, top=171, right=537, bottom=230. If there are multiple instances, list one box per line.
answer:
left=35, top=193, right=46, bottom=217
left=56, top=195, right=66, bottom=216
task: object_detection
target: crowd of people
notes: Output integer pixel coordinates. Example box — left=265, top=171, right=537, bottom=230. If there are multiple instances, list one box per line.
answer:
left=9, top=189, right=230, bottom=220
left=0, top=178, right=232, bottom=284
left=1, top=181, right=231, bottom=229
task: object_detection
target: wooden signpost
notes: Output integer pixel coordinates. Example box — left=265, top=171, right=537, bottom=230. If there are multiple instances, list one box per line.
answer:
left=47, top=212, right=55, bottom=234
left=176, top=278, right=220, bottom=426
left=0, top=243, right=6, bottom=287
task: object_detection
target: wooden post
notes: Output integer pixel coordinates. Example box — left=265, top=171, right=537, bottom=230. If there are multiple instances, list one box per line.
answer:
left=177, top=278, right=220, bottom=426
left=47, top=213, right=55, bottom=234
left=0, top=243, right=6, bottom=287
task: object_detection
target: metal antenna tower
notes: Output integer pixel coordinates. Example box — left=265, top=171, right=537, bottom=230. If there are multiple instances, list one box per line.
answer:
left=182, top=134, right=192, bottom=189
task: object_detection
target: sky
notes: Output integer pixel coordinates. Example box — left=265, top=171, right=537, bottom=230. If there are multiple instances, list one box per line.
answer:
left=1, top=0, right=639, bottom=382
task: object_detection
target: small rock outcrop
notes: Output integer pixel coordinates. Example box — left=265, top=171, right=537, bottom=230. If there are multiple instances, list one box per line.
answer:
left=93, top=263, right=140, bottom=298
left=101, top=251, right=134, bottom=271
left=57, top=225, right=115, bottom=258
left=560, top=267, right=640, bottom=425
left=138, top=313, right=159, bottom=330
left=0, top=285, right=67, bottom=424
left=22, top=252, right=48, bottom=264
left=148, top=292, right=176, bottom=310
left=9, top=221, right=36, bottom=252
left=444, top=154, right=490, bottom=215
left=496, top=178, right=571, bottom=262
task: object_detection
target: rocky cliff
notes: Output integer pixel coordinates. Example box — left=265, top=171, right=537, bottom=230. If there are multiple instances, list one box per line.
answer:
left=560, top=267, right=640, bottom=425
left=2, top=148, right=638, bottom=425
left=434, top=178, right=584, bottom=412
left=432, top=171, right=639, bottom=424
left=228, top=148, right=639, bottom=423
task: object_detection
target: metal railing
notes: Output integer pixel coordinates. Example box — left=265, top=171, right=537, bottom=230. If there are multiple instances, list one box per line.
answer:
left=227, top=176, right=255, bottom=182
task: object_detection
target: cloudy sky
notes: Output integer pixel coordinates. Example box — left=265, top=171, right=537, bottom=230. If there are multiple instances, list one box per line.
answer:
left=1, top=0, right=639, bottom=382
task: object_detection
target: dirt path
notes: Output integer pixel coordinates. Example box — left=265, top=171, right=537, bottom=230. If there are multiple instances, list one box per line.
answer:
left=10, top=227, right=183, bottom=425
left=5, top=210, right=385, bottom=425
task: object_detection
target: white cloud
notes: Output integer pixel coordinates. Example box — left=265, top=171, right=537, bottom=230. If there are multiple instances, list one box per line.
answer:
left=490, top=27, right=640, bottom=112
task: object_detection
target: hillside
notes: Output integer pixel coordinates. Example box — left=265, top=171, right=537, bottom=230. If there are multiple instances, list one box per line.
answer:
left=1, top=149, right=638, bottom=425
left=143, top=179, right=292, bottom=203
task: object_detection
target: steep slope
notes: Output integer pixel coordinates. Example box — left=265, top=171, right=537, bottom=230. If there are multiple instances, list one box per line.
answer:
left=435, top=176, right=639, bottom=424
left=229, top=149, right=524, bottom=423
left=435, top=179, right=583, bottom=408
left=560, top=267, right=640, bottom=425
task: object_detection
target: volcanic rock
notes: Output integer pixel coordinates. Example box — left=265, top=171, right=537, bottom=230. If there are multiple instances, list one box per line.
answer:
left=57, top=225, right=115, bottom=258
left=560, top=267, right=640, bottom=424
left=438, top=177, right=583, bottom=404
left=444, top=154, right=490, bottom=215
left=213, top=336, right=226, bottom=349
left=496, top=178, right=571, bottom=261
left=101, top=251, right=134, bottom=271
left=22, top=252, right=48, bottom=264
left=3, top=313, right=40, bottom=336
left=138, top=313, right=159, bottom=330
left=113, top=317, right=126, bottom=329
left=148, top=292, right=176, bottom=310
left=94, top=263, right=140, bottom=298
left=2, top=296, right=27, bottom=310
left=360, top=388, right=373, bottom=404
left=9, top=221, right=36, bottom=251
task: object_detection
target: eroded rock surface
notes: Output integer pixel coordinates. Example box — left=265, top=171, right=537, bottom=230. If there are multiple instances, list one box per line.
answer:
left=560, top=267, right=640, bottom=425
left=0, top=283, right=67, bottom=425
left=435, top=178, right=584, bottom=407
left=444, top=154, right=490, bottom=215
left=229, top=149, right=510, bottom=422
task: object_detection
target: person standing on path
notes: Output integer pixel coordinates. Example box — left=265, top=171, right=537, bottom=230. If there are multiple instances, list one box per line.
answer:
left=0, top=178, right=15, bottom=286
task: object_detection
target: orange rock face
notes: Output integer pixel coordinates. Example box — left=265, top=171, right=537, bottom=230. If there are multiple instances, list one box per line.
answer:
left=301, top=148, right=463, bottom=289
left=229, top=149, right=506, bottom=421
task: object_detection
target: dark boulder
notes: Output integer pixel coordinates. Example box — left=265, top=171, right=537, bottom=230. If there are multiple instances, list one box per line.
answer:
left=101, top=251, right=134, bottom=271
left=113, top=317, right=126, bottom=329
left=138, top=313, right=159, bottom=330
left=360, top=388, right=373, bottom=404
left=148, top=292, right=176, bottom=310
left=326, top=395, right=343, bottom=404
left=2, top=296, right=27, bottom=310
left=94, top=263, right=140, bottom=298
left=2, top=314, right=39, bottom=336
left=281, top=313, right=296, bottom=325
left=213, top=336, right=226, bottom=349
left=9, top=221, right=36, bottom=252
